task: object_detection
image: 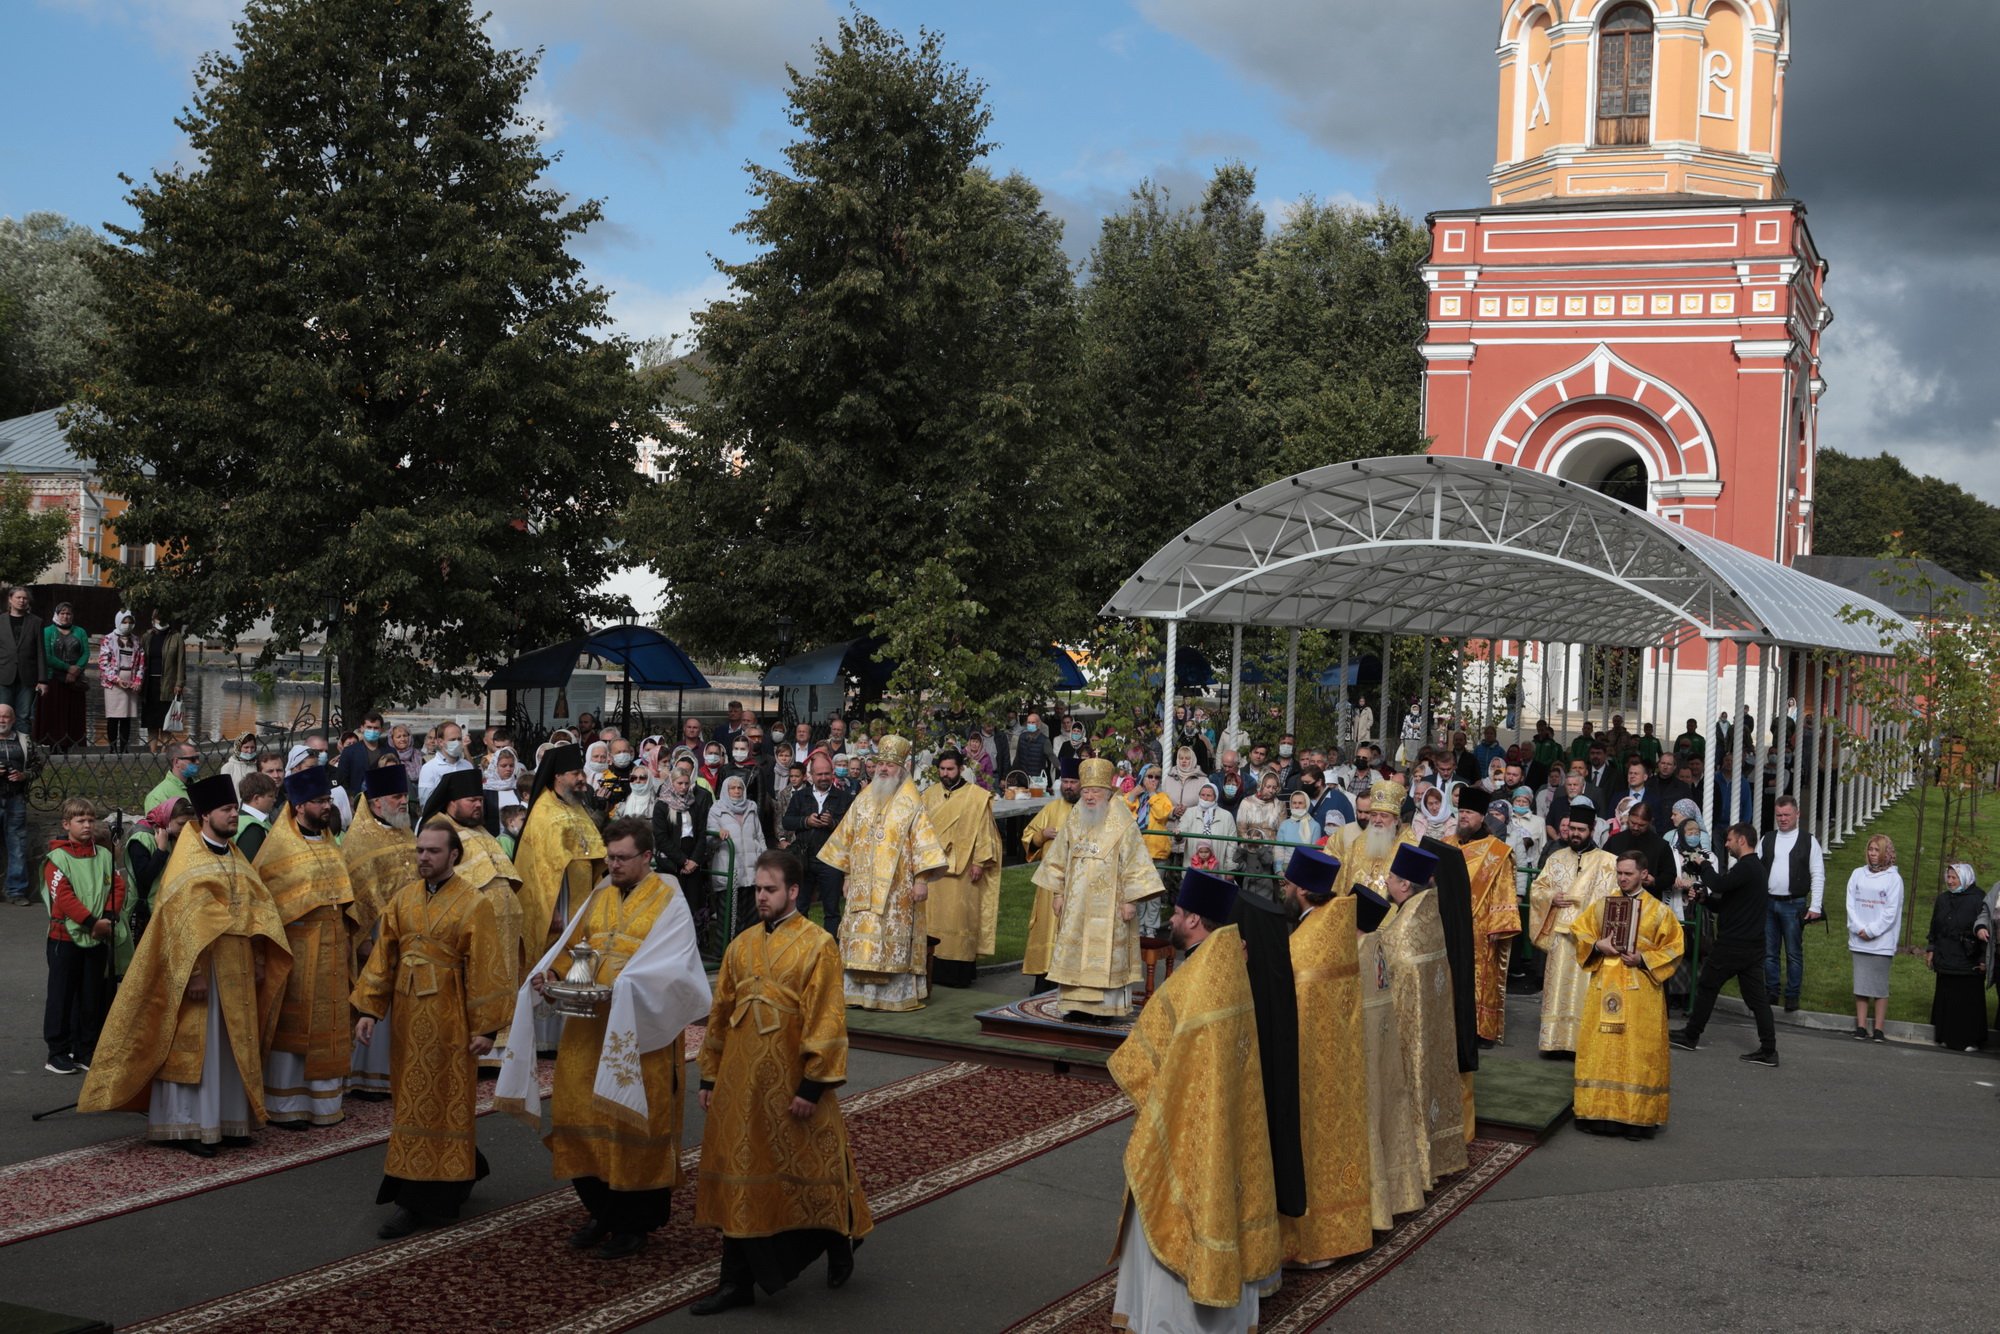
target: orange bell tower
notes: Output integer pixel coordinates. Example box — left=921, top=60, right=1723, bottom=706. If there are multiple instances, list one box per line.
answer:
left=1422, top=0, right=1824, bottom=567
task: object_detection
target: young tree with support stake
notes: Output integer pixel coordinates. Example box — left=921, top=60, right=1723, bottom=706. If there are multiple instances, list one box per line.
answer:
left=67, top=0, right=643, bottom=720
left=1839, top=559, right=2000, bottom=945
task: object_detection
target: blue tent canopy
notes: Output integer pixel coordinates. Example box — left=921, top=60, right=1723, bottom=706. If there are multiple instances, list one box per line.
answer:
left=1050, top=645, right=1087, bottom=690
left=484, top=624, right=709, bottom=691
left=1145, top=646, right=1214, bottom=689
left=1314, top=656, right=1382, bottom=689
left=763, top=638, right=892, bottom=691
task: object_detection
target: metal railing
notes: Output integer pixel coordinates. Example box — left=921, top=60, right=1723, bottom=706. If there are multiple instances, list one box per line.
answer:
left=28, top=699, right=334, bottom=816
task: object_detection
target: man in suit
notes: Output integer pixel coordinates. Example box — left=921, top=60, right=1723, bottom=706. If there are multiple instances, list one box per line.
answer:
left=0, top=586, right=47, bottom=729
left=782, top=751, right=853, bottom=937
left=1583, top=740, right=1615, bottom=808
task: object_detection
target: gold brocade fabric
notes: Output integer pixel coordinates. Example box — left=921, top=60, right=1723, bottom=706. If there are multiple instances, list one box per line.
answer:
left=80, top=830, right=292, bottom=1122
left=1036, top=801, right=1159, bottom=1014
left=922, top=783, right=1003, bottom=963
left=1377, top=890, right=1468, bottom=1186
left=1565, top=893, right=1684, bottom=1127
left=259, top=810, right=359, bottom=1080
left=343, top=800, right=415, bottom=942
left=1449, top=835, right=1523, bottom=1043
left=350, top=874, right=510, bottom=1182
left=547, top=875, right=685, bottom=1190
left=1282, top=896, right=1372, bottom=1264
left=515, top=792, right=607, bottom=958
left=1018, top=797, right=1073, bottom=977
left=1330, top=822, right=1421, bottom=899
left=1528, top=847, right=1619, bottom=1052
left=429, top=816, right=527, bottom=980
left=1358, top=928, right=1424, bottom=1229
left=695, top=914, right=874, bottom=1239
left=1109, top=924, right=1280, bottom=1309
left=818, top=781, right=947, bottom=992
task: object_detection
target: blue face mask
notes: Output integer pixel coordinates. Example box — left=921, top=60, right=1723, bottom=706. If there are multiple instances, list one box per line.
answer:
left=835, top=766, right=848, bottom=778
left=181, top=762, right=200, bottom=780
left=361, top=728, right=382, bottom=744
left=1222, top=784, right=1238, bottom=798
left=1023, top=723, right=1036, bottom=734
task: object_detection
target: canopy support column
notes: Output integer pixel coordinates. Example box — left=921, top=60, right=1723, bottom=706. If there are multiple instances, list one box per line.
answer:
left=1227, top=624, right=1243, bottom=744
left=1513, top=638, right=1527, bottom=746
left=1284, top=627, right=1300, bottom=737
left=1771, top=648, right=1790, bottom=802
left=1418, top=636, right=1435, bottom=756
left=1800, top=655, right=1821, bottom=847
left=1600, top=646, right=1612, bottom=733
left=1484, top=639, right=1498, bottom=732
left=1730, top=643, right=1749, bottom=827
left=1663, top=634, right=1676, bottom=759
left=1337, top=629, right=1352, bottom=748
left=1701, top=639, right=1720, bottom=838
left=1161, top=620, right=1179, bottom=767
left=1750, top=645, right=1771, bottom=828
left=1378, top=634, right=1392, bottom=764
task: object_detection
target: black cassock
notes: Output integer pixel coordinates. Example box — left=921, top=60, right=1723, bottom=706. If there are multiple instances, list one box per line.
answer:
left=1228, top=891, right=1306, bottom=1218
left=1421, top=835, right=1480, bottom=1076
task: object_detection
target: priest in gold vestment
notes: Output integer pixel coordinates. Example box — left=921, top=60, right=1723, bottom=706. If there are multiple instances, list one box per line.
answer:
left=1376, top=844, right=1469, bottom=1188
left=1331, top=780, right=1420, bottom=900
left=424, top=767, right=527, bottom=1067
left=1017, top=757, right=1079, bottom=988
left=345, top=764, right=415, bottom=1098
left=514, top=817, right=709, bottom=1261
left=258, top=765, right=359, bottom=1128
left=817, top=736, right=948, bottom=1012
left=515, top=743, right=606, bottom=1048
left=1565, top=851, right=1683, bottom=1137
left=922, top=748, right=1003, bottom=988
left=1529, top=803, right=1619, bottom=1053
left=352, top=824, right=513, bottom=1237
left=1110, top=869, right=1279, bottom=1333
left=1277, top=847, right=1372, bottom=1265
left=80, top=775, right=290, bottom=1155
left=1354, top=877, right=1423, bottom=1228
left=1448, top=803, right=1523, bottom=1044
left=1037, top=758, right=1160, bottom=1021
left=693, top=848, right=873, bottom=1315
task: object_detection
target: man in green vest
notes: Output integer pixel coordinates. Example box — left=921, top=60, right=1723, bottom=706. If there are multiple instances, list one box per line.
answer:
left=144, top=741, right=202, bottom=814
left=236, top=772, right=280, bottom=862
left=41, top=797, right=127, bottom=1075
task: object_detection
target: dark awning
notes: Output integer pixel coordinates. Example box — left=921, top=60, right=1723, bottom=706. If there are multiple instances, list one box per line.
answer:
left=484, top=624, right=710, bottom=692
left=763, top=638, right=891, bottom=690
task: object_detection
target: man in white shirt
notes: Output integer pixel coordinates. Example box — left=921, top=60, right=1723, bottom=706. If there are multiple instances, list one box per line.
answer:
left=416, top=721, right=473, bottom=806
left=1759, top=795, right=1825, bottom=1013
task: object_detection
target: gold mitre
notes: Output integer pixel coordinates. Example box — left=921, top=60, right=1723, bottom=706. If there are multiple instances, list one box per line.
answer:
left=1078, top=757, right=1117, bottom=790
left=876, top=735, right=913, bottom=766
left=1368, top=779, right=1407, bottom=812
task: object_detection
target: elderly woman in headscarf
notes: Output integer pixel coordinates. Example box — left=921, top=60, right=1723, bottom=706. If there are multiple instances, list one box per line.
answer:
left=1926, top=861, right=1993, bottom=1052
left=220, top=729, right=262, bottom=789
left=1174, top=779, right=1238, bottom=877
left=1274, top=787, right=1320, bottom=878
left=708, top=772, right=768, bottom=936
left=1161, top=744, right=1208, bottom=820
left=1504, top=785, right=1547, bottom=893
left=1235, top=769, right=1287, bottom=883
left=97, top=610, right=146, bottom=753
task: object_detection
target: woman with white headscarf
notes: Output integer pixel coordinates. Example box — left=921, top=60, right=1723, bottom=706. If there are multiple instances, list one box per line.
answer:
left=1161, top=745, right=1208, bottom=819
left=1926, top=861, right=1992, bottom=1051
left=97, top=611, right=146, bottom=753
left=708, top=773, right=768, bottom=937
left=1416, top=782, right=1456, bottom=841
left=483, top=746, right=521, bottom=801
left=1174, top=780, right=1238, bottom=876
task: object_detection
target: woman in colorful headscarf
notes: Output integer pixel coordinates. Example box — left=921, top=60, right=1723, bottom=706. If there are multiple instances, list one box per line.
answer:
left=1926, top=862, right=1991, bottom=1052
left=708, top=773, right=768, bottom=937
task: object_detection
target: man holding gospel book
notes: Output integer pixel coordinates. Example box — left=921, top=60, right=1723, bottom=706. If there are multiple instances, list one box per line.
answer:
left=1564, top=851, right=1684, bottom=1139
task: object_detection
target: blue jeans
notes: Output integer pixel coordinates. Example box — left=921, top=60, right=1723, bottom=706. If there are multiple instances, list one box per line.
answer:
left=2, top=791, right=28, bottom=899
left=1765, top=896, right=1807, bottom=1003
left=0, top=681, right=34, bottom=730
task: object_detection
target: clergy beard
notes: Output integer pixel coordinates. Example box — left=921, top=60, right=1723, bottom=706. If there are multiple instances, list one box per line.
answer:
left=869, top=773, right=900, bottom=800
left=1071, top=798, right=1109, bottom=834
left=1363, top=823, right=1396, bottom=861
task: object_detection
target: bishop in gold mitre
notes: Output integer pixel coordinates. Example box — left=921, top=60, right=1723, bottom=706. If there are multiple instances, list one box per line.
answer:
left=816, top=735, right=947, bottom=1012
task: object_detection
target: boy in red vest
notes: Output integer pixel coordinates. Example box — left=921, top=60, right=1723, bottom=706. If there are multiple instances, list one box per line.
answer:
left=42, top=797, right=127, bottom=1074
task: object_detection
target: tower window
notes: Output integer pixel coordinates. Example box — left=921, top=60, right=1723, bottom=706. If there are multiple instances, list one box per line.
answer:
left=1596, top=3, right=1654, bottom=146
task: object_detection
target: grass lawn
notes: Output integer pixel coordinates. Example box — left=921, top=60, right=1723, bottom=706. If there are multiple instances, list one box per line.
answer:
left=800, top=861, right=1038, bottom=967
left=1723, top=790, right=1990, bottom=1025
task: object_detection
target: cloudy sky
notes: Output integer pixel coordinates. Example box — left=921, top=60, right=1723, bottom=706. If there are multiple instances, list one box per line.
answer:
left=6, top=0, right=1994, bottom=499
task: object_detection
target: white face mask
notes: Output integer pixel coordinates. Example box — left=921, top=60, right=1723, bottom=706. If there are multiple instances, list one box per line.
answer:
left=1279, top=744, right=1293, bottom=758
left=443, top=739, right=463, bottom=759
left=732, top=747, right=749, bottom=762
left=612, top=753, right=634, bottom=770
left=1198, top=796, right=1217, bottom=811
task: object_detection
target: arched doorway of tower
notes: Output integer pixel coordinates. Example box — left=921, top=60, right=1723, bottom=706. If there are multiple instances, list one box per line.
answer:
left=1548, top=432, right=1654, bottom=511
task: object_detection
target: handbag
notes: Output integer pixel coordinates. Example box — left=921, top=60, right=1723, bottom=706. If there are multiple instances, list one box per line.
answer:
left=161, top=697, right=187, bottom=733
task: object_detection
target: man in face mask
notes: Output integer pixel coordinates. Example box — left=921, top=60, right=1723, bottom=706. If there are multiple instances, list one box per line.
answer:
left=143, top=740, right=202, bottom=814
left=1206, top=749, right=1248, bottom=817
left=336, top=710, right=391, bottom=799
left=1013, top=712, right=1050, bottom=786
left=417, top=721, right=473, bottom=808
left=1527, top=805, right=1619, bottom=1054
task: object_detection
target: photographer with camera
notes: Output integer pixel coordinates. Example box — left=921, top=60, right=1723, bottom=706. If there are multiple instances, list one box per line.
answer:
left=1670, top=822, right=1780, bottom=1066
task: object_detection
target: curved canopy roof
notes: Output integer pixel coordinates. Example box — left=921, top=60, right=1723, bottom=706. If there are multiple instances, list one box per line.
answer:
left=1104, top=456, right=1903, bottom=654
left=485, top=624, right=710, bottom=691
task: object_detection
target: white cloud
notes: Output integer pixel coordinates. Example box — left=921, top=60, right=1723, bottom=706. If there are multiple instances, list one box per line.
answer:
left=598, top=270, right=732, bottom=348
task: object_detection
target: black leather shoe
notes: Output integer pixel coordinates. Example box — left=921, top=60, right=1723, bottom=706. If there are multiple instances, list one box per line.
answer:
left=568, top=1220, right=610, bottom=1251
left=377, top=1208, right=426, bottom=1239
left=595, top=1232, right=645, bottom=1261
left=1740, top=1048, right=1780, bottom=1067
left=1668, top=1030, right=1698, bottom=1052
left=827, top=1237, right=857, bottom=1288
left=268, top=1118, right=310, bottom=1132
left=690, top=1283, right=755, bottom=1315
left=174, top=1139, right=218, bottom=1158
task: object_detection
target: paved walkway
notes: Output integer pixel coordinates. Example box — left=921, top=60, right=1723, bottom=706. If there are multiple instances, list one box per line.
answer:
left=2, top=914, right=1993, bottom=1331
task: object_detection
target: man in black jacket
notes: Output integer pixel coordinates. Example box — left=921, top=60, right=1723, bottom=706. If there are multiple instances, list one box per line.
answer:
left=1671, top=822, right=1779, bottom=1065
left=781, top=752, right=852, bottom=936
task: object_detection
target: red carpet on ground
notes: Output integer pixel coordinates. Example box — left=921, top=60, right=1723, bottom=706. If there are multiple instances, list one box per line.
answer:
left=123, top=1061, right=1131, bottom=1334
left=1000, top=1137, right=1533, bottom=1334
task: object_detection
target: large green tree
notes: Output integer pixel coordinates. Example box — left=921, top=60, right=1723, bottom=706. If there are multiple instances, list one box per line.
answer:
left=1813, top=449, right=2000, bottom=582
left=0, top=212, right=107, bottom=417
left=629, top=15, right=1089, bottom=691
left=68, top=0, right=643, bottom=718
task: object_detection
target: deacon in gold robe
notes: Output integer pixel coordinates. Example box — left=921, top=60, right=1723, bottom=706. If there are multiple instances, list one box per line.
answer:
left=1331, top=780, right=1420, bottom=900
left=1110, top=869, right=1279, bottom=1333
left=514, top=743, right=606, bottom=1048
left=1037, top=758, right=1161, bottom=1021
left=1565, top=851, right=1683, bottom=1137
left=1355, top=881, right=1424, bottom=1228
left=423, top=767, right=527, bottom=1067
left=1376, top=844, right=1469, bottom=1187
left=80, top=775, right=291, bottom=1156
left=1529, top=802, right=1619, bottom=1053
left=345, top=764, right=415, bottom=1097
left=258, top=765, right=359, bottom=1128
left=817, top=735, right=948, bottom=1012
left=693, top=848, right=873, bottom=1314
left=1017, top=758, right=1079, bottom=988
left=922, top=747, right=1003, bottom=989
left=1277, top=848, right=1372, bottom=1266
left=1448, top=803, right=1523, bottom=1045
left=352, top=823, right=512, bottom=1238
left=519, top=816, right=709, bottom=1260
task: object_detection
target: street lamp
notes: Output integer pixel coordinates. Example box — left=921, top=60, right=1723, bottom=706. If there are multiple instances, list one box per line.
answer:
left=321, top=594, right=340, bottom=732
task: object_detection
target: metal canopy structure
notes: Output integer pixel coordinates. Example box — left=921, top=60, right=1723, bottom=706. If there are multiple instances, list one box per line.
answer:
left=1104, top=455, right=1903, bottom=653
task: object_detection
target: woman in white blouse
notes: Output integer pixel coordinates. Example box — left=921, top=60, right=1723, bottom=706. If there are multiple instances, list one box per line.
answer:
left=1845, top=833, right=1904, bottom=1043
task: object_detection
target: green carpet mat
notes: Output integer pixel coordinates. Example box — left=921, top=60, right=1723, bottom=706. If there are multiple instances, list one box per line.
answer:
left=846, top=985, right=1111, bottom=1067
left=1474, top=1050, right=1575, bottom=1132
